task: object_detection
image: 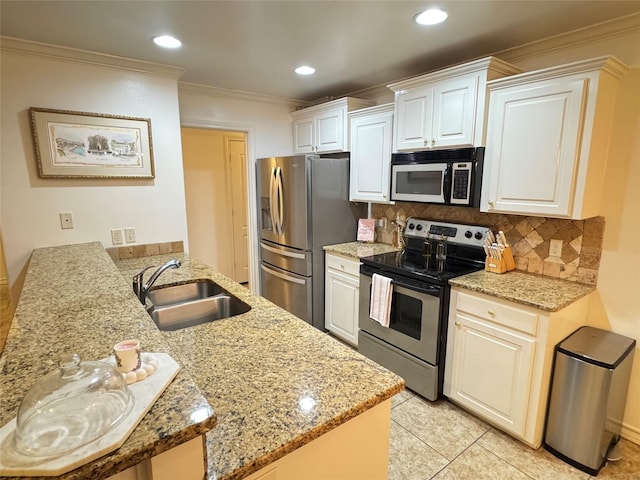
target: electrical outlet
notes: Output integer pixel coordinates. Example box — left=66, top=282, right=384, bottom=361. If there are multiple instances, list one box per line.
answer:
left=124, top=228, right=136, bottom=243
left=111, top=229, right=123, bottom=245
left=59, top=212, right=74, bottom=229
left=549, top=239, right=563, bottom=257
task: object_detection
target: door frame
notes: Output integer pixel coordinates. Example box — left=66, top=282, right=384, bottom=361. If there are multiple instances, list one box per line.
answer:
left=179, top=119, right=259, bottom=293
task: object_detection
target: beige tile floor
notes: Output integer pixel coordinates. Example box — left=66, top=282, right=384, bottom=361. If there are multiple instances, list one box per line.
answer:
left=388, top=389, right=640, bottom=480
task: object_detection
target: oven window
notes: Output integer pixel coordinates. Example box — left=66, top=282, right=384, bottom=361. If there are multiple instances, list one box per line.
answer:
left=388, top=291, right=422, bottom=340
left=396, top=170, right=443, bottom=196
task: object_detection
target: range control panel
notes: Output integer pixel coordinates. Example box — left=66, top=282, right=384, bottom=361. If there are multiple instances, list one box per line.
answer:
left=404, top=217, right=490, bottom=248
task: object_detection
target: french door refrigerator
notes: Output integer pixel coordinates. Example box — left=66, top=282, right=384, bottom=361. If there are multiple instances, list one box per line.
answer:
left=258, top=154, right=364, bottom=330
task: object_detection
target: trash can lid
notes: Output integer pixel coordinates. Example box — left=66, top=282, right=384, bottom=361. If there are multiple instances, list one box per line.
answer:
left=558, top=326, right=636, bottom=369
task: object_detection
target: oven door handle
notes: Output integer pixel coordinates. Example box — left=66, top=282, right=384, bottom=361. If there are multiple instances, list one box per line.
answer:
left=361, top=270, right=442, bottom=296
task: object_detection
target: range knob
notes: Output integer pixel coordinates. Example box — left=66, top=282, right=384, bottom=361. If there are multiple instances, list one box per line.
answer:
left=465, top=230, right=473, bottom=239
left=408, top=223, right=415, bottom=230
left=475, top=231, right=484, bottom=240
left=416, top=224, right=423, bottom=231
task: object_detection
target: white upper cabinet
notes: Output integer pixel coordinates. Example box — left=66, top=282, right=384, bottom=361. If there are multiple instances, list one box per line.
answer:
left=388, top=57, right=520, bottom=152
left=348, top=104, right=394, bottom=203
left=291, top=97, right=373, bottom=154
left=481, top=56, right=628, bottom=219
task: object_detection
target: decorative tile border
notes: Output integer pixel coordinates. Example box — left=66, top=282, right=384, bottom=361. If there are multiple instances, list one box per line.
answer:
left=371, top=203, right=604, bottom=286
left=105, top=241, right=184, bottom=261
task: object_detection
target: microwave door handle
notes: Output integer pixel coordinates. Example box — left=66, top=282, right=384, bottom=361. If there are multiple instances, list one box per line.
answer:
left=443, top=165, right=452, bottom=203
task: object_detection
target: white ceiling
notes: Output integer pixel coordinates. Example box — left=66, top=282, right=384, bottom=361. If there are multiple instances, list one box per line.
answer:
left=2, top=1, right=640, bottom=102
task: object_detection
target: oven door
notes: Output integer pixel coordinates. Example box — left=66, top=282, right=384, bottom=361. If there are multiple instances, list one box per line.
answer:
left=358, top=268, right=442, bottom=364
left=390, top=163, right=448, bottom=203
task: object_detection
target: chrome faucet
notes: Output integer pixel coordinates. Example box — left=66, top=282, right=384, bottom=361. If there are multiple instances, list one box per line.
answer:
left=132, top=259, right=182, bottom=304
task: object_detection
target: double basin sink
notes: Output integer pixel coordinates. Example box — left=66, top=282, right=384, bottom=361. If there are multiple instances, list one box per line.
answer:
left=146, top=279, right=251, bottom=331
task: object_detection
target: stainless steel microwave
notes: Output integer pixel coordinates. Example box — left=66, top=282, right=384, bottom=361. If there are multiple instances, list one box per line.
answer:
left=390, top=147, right=484, bottom=207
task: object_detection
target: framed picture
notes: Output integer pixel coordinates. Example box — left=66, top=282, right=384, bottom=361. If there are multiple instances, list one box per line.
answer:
left=29, top=107, right=154, bottom=179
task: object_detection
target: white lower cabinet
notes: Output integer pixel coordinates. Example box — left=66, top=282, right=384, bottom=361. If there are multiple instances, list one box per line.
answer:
left=325, top=252, right=361, bottom=346
left=107, top=436, right=205, bottom=480
left=444, top=287, right=590, bottom=448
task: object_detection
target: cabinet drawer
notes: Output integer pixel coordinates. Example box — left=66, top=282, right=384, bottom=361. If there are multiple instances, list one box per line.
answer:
left=326, top=253, right=361, bottom=277
left=456, top=291, right=538, bottom=336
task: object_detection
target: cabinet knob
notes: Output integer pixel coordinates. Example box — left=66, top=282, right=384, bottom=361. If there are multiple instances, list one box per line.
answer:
left=455, top=321, right=461, bottom=328
left=488, top=310, right=495, bottom=317
left=431, top=139, right=436, bottom=147
left=423, top=140, right=429, bottom=146
left=488, top=200, right=494, bottom=209
left=340, top=264, right=345, bottom=269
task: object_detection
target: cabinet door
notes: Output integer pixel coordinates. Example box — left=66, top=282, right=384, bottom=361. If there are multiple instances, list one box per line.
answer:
left=325, top=254, right=360, bottom=346
left=395, top=86, right=433, bottom=151
left=447, top=312, right=535, bottom=437
left=316, top=107, right=345, bottom=153
left=481, top=78, right=587, bottom=216
left=432, top=74, right=478, bottom=148
left=349, top=111, right=393, bottom=202
left=293, top=117, right=315, bottom=154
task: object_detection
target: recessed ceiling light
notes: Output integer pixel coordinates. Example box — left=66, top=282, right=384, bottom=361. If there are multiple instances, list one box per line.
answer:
left=152, top=35, right=182, bottom=49
left=415, top=9, right=448, bottom=26
left=295, top=66, right=316, bottom=75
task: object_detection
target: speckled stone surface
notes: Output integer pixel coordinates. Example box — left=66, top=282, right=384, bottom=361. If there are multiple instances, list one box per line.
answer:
left=115, top=252, right=405, bottom=480
left=0, top=243, right=216, bottom=480
left=449, top=270, right=595, bottom=312
left=323, top=242, right=400, bottom=259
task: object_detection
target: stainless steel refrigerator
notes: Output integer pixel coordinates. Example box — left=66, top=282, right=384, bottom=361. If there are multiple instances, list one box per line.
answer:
left=258, top=154, right=365, bottom=329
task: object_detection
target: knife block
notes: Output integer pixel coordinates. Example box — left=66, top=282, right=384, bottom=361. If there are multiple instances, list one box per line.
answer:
left=485, top=246, right=516, bottom=273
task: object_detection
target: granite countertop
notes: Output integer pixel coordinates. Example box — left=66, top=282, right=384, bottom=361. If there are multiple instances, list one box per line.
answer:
left=115, top=252, right=404, bottom=480
left=0, top=243, right=216, bottom=480
left=450, top=270, right=596, bottom=312
left=323, top=241, right=400, bottom=259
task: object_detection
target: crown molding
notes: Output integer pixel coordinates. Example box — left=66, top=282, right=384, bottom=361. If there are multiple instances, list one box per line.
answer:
left=177, top=82, right=307, bottom=108
left=495, top=12, right=640, bottom=65
left=0, top=36, right=185, bottom=79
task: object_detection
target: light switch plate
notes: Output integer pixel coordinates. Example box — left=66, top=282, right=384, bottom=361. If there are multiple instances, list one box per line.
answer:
left=125, top=228, right=136, bottom=243
left=111, top=229, right=123, bottom=245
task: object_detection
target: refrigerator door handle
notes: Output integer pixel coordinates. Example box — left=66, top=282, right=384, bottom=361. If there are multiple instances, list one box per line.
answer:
left=268, top=167, right=279, bottom=235
left=261, top=263, right=306, bottom=285
left=260, top=241, right=306, bottom=260
left=275, top=166, right=284, bottom=234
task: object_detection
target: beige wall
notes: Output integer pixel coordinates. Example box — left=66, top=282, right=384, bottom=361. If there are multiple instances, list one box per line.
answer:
left=0, top=43, right=189, bottom=303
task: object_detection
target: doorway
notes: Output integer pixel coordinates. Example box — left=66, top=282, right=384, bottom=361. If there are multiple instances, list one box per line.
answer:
left=181, top=127, right=249, bottom=284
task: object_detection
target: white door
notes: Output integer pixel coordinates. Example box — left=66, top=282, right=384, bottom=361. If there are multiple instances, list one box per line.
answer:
left=432, top=74, right=478, bottom=148
left=482, top=78, right=587, bottom=216
left=349, top=110, right=393, bottom=202
left=228, top=137, right=249, bottom=284
left=395, top=85, right=433, bottom=151
left=447, top=312, right=535, bottom=437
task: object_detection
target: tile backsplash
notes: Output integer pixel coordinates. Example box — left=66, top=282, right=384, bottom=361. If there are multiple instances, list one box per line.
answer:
left=371, top=203, right=604, bottom=286
left=106, top=241, right=184, bottom=261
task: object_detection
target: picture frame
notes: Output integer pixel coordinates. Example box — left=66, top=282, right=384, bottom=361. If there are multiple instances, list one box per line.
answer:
left=29, top=107, right=155, bottom=179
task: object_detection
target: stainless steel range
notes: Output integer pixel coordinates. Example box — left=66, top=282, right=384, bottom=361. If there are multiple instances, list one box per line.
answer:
left=358, top=218, right=490, bottom=400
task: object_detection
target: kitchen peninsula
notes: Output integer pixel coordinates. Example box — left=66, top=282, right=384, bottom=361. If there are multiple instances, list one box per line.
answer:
left=0, top=243, right=404, bottom=480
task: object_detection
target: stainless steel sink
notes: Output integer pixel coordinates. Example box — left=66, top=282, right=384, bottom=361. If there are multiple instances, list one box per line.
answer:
left=146, top=279, right=251, bottom=331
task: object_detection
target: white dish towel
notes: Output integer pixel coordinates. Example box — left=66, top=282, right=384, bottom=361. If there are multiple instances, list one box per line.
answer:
left=369, top=273, right=393, bottom=327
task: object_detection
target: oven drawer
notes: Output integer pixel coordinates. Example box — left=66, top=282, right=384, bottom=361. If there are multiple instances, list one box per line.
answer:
left=455, top=290, right=538, bottom=336
left=359, top=330, right=438, bottom=401
left=326, top=253, right=361, bottom=277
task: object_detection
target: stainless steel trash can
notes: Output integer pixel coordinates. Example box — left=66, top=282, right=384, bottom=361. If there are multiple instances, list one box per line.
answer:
left=544, top=326, right=635, bottom=475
